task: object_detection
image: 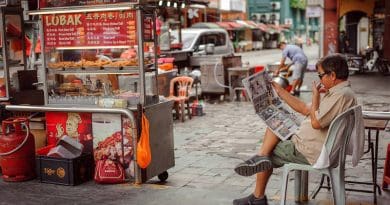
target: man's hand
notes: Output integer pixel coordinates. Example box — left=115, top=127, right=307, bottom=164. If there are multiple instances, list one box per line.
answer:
left=310, top=81, right=322, bottom=129
left=312, top=81, right=321, bottom=96
left=312, top=81, right=327, bottom=94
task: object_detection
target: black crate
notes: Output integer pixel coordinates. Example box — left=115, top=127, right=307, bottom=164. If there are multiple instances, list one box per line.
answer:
left=36, top=153, right=94, bottom=186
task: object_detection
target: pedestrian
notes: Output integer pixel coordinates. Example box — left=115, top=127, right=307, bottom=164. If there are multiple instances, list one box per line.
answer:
left=274, top=42, right=308, bottom=96
left=339, top=31, right=350, bottom=54
left=233, top=54, right=357, bottom=205
left=295, top=35, right=304, bottom=49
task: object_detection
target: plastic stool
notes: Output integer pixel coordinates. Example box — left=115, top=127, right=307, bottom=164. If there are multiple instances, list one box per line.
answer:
left=383, top=143, right=390, bottom=189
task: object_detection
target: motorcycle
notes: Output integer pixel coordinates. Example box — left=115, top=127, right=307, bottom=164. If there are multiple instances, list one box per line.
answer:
left=347, top=47, right=390, bottom=75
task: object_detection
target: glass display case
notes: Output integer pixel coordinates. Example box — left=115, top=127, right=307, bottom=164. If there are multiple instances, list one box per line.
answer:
left=36, top=7, right=159, bottom=108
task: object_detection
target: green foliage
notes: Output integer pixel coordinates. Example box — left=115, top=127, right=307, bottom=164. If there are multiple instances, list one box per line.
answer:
left=290, top=0, right=306, bottom=9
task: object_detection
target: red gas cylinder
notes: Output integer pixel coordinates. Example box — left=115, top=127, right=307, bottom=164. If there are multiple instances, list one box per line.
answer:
left=0, top=117, right=36, bottom=182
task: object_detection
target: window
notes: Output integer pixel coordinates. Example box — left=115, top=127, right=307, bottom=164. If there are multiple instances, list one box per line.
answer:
left=202, top=33, right=226, bottom=46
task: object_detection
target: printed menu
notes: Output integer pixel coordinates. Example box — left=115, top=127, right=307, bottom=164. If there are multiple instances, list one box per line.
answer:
left=39, top=0, right=138, bottom=9
left=242, top=71, right=302, bottom=141
left=43, top=10, right=137, bottom=49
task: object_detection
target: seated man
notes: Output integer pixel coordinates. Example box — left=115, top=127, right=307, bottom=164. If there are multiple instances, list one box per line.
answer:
left=233, top=54, right=357, bottom=205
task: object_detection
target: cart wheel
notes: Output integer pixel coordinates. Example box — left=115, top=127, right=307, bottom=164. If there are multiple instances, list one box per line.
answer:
left=158, top=171, right=168, bottom=182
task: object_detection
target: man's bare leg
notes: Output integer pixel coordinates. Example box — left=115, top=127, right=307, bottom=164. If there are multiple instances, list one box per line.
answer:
left=290, top=79, right=302, bottom=95
left=252, top=128, right=280, bottom=197
left=258, top=127, right=280, bottom=156
left=254, top=169, right=273, bottom=198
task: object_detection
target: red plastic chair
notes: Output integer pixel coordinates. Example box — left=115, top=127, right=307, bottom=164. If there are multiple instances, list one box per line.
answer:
left=383, top=143, right=390, bottom=189
left=167, top=76, right=193, bottom=122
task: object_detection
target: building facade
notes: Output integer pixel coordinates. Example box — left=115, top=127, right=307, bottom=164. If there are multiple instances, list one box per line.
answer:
left=322, top=0, right=389, bottom=60
left=247, top=0, right=306, bottom=41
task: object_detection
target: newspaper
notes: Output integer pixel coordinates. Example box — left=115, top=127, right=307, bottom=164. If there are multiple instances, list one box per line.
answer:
left=242, top=71, right=302, bottom=141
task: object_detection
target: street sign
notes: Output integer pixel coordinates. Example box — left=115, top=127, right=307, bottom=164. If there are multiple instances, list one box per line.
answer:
left=306, top=6, right=322, bottom=18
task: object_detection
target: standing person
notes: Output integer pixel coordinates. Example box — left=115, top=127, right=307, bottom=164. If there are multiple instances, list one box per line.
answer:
left=232, top=54, right=357, bottom=205
left=274, top=42, right=308, bottom=96
left=339, top=31, right=350, bottom=54
left=295, top=35, right=304, bottom=49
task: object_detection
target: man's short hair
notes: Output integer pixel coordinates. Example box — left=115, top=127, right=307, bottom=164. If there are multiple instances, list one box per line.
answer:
left=278, top=41, right=287, bottom=48
left=316, top=53, right=349, bottom=80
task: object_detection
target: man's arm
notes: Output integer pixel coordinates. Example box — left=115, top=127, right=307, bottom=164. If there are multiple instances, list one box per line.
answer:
left=309, top=81, right=322, bottom=129
left=272, top=82, right=310, bottom=115
left=274, top=57, right=286, bottom=75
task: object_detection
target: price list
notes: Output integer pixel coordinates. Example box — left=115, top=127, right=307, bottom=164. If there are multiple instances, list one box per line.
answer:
left=39, top=0, right=138, bottom=9
left=143, top=16, right=153, bottom=42
left=43, top=10, right=137, bottom=49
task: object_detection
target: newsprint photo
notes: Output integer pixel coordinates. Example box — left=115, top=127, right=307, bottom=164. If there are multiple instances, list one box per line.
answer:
left=242, top=71, right=302, bottom=141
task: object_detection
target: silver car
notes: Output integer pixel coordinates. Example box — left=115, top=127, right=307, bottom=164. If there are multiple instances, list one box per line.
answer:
left=162, top=28, right=234, bottom=68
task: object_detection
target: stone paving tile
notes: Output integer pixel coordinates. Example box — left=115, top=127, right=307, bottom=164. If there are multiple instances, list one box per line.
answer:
left=190, top=175, right=227, bottom=184
left=168, top=172, right=199, bottom=182
left=184, top=181, right=218, bottom=189
left=201, top=168, right=235, bottom=177
left=176, top=166, right=210, bottom=175
left=211, top=184, right=248, bottom=193
left=223, top=175, right=257, bottom=186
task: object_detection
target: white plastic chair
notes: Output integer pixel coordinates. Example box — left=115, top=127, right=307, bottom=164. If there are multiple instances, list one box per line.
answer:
left=280, top=105, right=361, bottom=205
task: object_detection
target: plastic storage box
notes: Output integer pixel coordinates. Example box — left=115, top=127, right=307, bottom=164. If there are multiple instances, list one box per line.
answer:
left=36, top=153, right=93, bottom=185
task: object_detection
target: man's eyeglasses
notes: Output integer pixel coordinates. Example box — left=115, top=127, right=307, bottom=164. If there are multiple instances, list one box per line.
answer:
left=318, top=71, right=330, bottom=79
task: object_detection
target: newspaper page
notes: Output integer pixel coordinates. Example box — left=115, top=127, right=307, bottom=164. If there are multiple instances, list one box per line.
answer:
left=242, top=71, right=302, bottom=141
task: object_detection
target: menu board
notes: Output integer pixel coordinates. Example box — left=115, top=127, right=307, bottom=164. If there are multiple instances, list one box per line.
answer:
left=43, top=10, right=137, bottom=49
left=39, top=0, right=138, bottom=9
left=143, top=16, right=153, bottom=42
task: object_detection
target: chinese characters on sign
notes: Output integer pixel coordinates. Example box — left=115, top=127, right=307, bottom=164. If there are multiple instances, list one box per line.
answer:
left=143, top=16, right=153, bottom=42
left=43, top=10, right=137, bottom=49
left=39, top=0, right=138, bottom=9
left=242, top=71, right=302, bottom=141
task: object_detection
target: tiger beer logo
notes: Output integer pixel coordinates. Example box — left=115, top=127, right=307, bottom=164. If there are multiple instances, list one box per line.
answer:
left=57, top=167, right=66, bottom=178
left=44, top=168, right=55, bottom=176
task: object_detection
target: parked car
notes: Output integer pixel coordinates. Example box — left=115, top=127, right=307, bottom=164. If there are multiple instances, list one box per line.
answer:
left=161, top=28, right=234, bottom=68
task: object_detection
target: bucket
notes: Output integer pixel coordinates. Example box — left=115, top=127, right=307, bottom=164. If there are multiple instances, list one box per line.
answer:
left=254, top=66, right=265, bottom=73
left=191, top=105, right=203, bottom=116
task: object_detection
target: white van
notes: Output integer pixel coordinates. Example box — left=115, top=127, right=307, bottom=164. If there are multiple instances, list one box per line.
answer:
left=161, top=28, right=234, bottom=68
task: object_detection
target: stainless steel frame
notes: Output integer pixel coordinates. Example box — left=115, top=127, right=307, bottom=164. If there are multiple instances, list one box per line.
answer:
left=363, top=111, right=390, bottom=120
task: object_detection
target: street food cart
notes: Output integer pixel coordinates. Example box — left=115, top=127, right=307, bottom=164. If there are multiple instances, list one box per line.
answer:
left=4, top=0, right=174, bottom=184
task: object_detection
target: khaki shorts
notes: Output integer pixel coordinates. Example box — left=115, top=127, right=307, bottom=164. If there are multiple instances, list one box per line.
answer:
left=270, top=140, right=310, bottom=168
left=291, top=62, right=307, bottom=81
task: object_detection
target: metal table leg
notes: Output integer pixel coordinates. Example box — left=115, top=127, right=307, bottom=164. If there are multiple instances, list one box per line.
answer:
left=228, top=72, right=234, bottom=101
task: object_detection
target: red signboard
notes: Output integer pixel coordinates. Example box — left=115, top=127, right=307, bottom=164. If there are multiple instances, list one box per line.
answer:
left=39, top=0, right=138, bottom=9
left=43, top=10, right=137, bottom=49
left=143, top=16, right=153, bottom=41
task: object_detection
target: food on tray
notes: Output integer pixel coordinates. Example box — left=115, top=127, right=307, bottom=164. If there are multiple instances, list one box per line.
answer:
left=158, top=63, right=173, bottom=71
left=48, top=61, right=80, bottom=69
left=105, top=59, right=138, bottom=67
left=81, top=59, right=111, bottom=67
left=48, top=59, right=111, bottom=69
left=59, top=82, right=83, bottom=92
